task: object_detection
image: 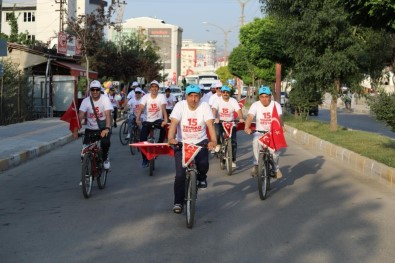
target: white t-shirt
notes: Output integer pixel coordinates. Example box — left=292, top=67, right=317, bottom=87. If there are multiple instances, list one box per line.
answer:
left=127, top=97, right=146, bottom=121
left=248, top=100, right=282, bottom=131
left=107, top=93, right=117, bottom=108
left=165, top=94, right=177, bottom=109
left=212, top=97, right=241, bottom=121
left=170, top=100, right=214, bottom=144
left=200, top=92, right=211, bottom=104
left=208, top=93, right=221, bottom=107
left=79, top=95, right=113, bottom=130
left=139, top=93, right=167, bottom=122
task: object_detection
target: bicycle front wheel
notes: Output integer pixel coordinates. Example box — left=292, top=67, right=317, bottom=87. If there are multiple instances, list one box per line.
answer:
left=225, top=139, right=233, bottom=176
left=185, top=170, right=197, bottom=229
left=81, top=153, right=93, bottom=198
left=119, top=121, right=129, bottom=145
left=97, top=163, right=108, bottom=189
left=257, top=152, right=269, bottom=200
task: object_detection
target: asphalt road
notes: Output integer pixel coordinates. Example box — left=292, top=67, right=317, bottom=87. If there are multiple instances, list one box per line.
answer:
left=1, top=130, right=395, bottom=263
left=311, top=108, right=395, bottom=139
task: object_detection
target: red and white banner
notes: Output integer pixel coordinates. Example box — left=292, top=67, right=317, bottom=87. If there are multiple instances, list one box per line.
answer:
left=130, top=142, right=174, bottom=160
left=57, top=32, right=67, bottom=55
left=236, top=122, right=255, bottom=131
left=182, top=142, right=202, bottom=168
left=233, top=97, right=246, bottom=119
left=60, top=99, right=81, bottom=133
left=222, top=121, right=233, bottom=138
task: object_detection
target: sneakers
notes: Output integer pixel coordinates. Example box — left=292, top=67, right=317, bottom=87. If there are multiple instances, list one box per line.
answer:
left=103, top=160, right=110, bottom=170
left=232, top=162, right=237, bottom=168
left=173, top=204, right=183, bottom=214
left=197, top=179, right=207, bottom=189
left=141, top=159, right=149, bottom=168
left=275, top=170, right=283, bottom=179
left=251, top=165, right=258, bottom=177
left=126, top=134, right=130, bottom=139
left=214, top=145, right=221, bottom=152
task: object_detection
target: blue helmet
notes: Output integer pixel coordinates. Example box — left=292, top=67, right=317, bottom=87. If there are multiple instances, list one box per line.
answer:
left=259, top=86, right=272, bottom=95
left=221, top=85, right=231, bottom=92
left=186, top=84, right=201, bottom=95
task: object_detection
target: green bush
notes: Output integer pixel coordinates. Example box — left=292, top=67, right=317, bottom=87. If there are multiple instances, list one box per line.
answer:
left=368, top=92, right=395, bottom=131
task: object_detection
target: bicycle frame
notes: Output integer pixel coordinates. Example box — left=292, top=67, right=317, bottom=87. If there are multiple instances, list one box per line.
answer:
left=81, top=140, right=102, bottom=178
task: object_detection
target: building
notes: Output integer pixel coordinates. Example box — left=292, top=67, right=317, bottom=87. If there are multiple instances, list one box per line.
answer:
left=180, top=40, right=216, bottom=77
left=108, top=17, right=182, bottom=86
left=1, top=0, right=107, bottom=45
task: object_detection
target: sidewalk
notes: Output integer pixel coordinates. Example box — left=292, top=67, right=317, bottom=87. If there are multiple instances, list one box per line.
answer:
left=0, top=118, right=76, bottom=172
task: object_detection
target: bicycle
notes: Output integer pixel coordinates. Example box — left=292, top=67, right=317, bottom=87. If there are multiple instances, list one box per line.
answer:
left=119, top=111, right=141, bottom=155
left=173, top=142, right=206, bottom=229
left=80, top=133, right=109, bottom=199
left=143, top=120, right=162, bottom=176
left=217, top=121, right=237, bottom=176
left=252, top=130, right=275, bottom=200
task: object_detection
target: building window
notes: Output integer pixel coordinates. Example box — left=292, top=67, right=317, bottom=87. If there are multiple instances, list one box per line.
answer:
left=27, top=35, right=35, bottom=42
left=5, top=13, right=13, bottom=22
left=23, top=12, right=35, bottom=22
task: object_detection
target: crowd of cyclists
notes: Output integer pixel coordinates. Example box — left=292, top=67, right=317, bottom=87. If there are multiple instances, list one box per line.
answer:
left=74, top=79, right=284, bottom=213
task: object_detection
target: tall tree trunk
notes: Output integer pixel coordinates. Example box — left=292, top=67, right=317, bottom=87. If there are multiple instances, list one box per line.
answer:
left=330, top=79, right=341, bottom=131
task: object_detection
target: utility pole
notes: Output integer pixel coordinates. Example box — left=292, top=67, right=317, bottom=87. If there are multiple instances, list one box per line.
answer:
left=55, top=0, right=66, bottom=32
left=238, top=0, right=250, bottom=27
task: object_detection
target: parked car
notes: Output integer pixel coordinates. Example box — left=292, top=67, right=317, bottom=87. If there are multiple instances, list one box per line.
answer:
left=169, top=85, right=184, bottom=101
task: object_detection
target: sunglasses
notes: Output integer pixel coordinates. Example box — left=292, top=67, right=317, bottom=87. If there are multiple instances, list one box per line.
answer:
left=216, top=87, right=221, bottom=90
left=91, top=88, right=101, bottom=92
left=135, top=92, right=142, bottom=94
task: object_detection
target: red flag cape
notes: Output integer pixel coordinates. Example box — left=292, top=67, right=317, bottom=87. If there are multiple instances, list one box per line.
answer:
left=258, top=106, right=287, bottom=151
left=182, top=142, right=202, bottom=168
left=233, top=97, right=246, bottom=119
left=60, top=99, right=81, bottom=132
left=236, top=122, right=256, bottom=131
left=130, top=142, right=174, bottom=160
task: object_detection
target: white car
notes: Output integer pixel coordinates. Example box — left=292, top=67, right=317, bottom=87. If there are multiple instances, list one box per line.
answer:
left=169, top=85, right=184, bottom=101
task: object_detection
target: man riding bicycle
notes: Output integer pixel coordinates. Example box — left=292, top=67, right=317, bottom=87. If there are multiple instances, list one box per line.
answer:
left=136, top=80, right=168, bottom=167
left=168, top=84, right=217, bottom=213
left=124, top=87, right=146, bottom=138
left=244, top=86, right=284, bottom=178
left=164, top=87, right=177, bottom=117
left=74, top=80, right=113, bottom=170
left=211, top=85, right=244, bottom=168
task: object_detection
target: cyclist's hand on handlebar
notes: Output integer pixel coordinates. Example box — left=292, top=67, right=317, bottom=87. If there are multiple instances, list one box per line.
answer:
left=239, top=118, right=245, bottom=123
left=168, top=138, right=178, bottom=145
left=136, top=119, right=141, bottom=125
left=208, top=141, right=216, bottom=151
left=244, top=128, right=252, bottom=135
left=214, top=118, right=219, bottom=124
left=101, top=129, right=110, bottom=137
left=161, top=120, right=167, bottom=127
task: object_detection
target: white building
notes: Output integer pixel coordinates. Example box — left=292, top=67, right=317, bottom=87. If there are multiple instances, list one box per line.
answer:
left=108, top=17, right=183, bottom=86
left=1, top=0, right=107, bottom=45
left=181, top=40, right=216, bottom=76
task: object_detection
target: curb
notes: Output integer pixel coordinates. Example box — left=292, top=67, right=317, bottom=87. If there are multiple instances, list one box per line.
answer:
left=0, top=134, right=74, bottom=172
left=285, top=124, right=395, bottom=189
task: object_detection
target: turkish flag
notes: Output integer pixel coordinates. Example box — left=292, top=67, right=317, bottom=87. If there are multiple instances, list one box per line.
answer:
left=130, top=142, right=174, bottom=160
left=271, top=105, right=287, bottom=150
left=233, top=97, right=246, bottom=119
left=222, top=121, right=233, bottom=138
left=258, top=132, right=273, bottom=149
left=60, top=99, right=81, bottom=133
left=182, top=142, right=202, bottom=168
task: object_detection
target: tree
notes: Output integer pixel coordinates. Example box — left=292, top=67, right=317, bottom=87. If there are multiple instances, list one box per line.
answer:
left=261, top=0, right=392, bottom=131
left=215, top=66, right=233, bottom=85
left=66, top=2, right=116, bottom=94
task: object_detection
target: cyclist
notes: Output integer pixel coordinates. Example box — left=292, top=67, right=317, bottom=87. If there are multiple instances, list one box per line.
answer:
left=124, top=87, right=146, bottom=138
left=244, top=86, right=284, bottom=178
left=164, top=87, right=177, bottom=117
left=208, top=81, right=223, bottom=107
left=75, top=80, right=113, bottom=170
left=136, top=80, right=168, bottom=167
left=212, top=85, right=244, bottom=168
left=168, top=84, right=217, bottom=213
left=107, top=85, right=119, bottom=128
left=127, top=81, right=146, bottom=100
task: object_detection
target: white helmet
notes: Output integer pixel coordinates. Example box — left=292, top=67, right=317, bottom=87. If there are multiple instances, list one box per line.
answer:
left=132, top=81, right=139, bottom=87
left=90, top=80, right=101, bottom=89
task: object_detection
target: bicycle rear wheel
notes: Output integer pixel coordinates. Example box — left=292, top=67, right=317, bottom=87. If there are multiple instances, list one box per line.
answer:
left=225, top=139, right=233, bottom=176
left=185, top=170, right=197, bottom=229
left=81, top=153, right=93, bottom=198
left=119, top=121, right=129, bottom=145
left=257, top=152, right=269, bottom=200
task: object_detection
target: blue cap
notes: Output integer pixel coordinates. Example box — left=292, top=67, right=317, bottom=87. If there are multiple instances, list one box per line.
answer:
left=221, top=85, right=231, bottom=92
left=186, top=84, right=201, bottom=95
left=259, top=86, right=272, bottom=95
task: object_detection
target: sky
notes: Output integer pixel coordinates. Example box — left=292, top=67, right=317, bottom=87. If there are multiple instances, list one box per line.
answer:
left=122, top=0, right=264, bottom=51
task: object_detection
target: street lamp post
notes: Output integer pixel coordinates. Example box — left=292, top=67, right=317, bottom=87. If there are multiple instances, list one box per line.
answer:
left=203, top=22, right=231, bottom=65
